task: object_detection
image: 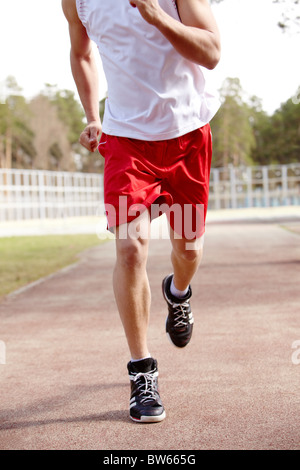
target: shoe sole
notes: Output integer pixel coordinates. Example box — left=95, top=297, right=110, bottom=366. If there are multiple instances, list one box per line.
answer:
left=130, top=410, right=166, bottom=423
left=165, top=317, right=182, bottom=348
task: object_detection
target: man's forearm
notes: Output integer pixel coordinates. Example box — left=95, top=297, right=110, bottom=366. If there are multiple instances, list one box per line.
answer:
left=70, top=50, right=100, bottom=124
left=129, top=0, right=220, bottom=70
left=154, top=10, right=220, bottom=69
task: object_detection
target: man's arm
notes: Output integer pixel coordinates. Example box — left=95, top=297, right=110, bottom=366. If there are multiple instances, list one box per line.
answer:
left=129, top=0, right=221, bottom=69
left=62, top=0, right=101, bottom=152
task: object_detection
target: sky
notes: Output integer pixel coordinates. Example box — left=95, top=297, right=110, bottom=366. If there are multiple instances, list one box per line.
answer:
left=0, top=0, right=299, bottom=115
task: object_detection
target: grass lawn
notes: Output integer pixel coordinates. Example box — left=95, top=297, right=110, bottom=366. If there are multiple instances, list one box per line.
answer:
left=0, top=234, right=107, bottom=298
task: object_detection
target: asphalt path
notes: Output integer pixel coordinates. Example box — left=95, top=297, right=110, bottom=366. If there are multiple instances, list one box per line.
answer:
left=0, top=220, right=299, bottom=450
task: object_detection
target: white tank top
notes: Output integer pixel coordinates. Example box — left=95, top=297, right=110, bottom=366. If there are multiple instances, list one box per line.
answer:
left=76, top=0, right=220, bottom=141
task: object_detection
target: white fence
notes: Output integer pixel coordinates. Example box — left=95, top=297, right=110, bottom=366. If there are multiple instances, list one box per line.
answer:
left=0, top=169, right=104, bottom=221
left=209, top=163, right=300, bottom=210
left=0, top=164, right=299, bottom=222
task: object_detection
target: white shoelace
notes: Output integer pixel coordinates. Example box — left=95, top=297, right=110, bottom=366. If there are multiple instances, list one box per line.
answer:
left=130, top=370, right=159, bottom=404
left=172, top=301, right=191, bottom=329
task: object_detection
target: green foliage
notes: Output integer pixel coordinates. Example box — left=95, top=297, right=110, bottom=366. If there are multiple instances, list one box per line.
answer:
left=0, top=77, right=104, bottom=172
left=42, top=84, right=105, bottom=173
left=211, top=78, right=256, bottom=167
left=252, top=97, right=300, bottom=164
left=0, top=75, right=299, bottom=171
left=0, top=76, right=36, bottom=168
left=43, top=84, right=85, bottom=145
left=210, top=77, right=300, bottom=168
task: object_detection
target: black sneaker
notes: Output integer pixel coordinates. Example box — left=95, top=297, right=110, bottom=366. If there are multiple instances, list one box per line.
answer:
left=162, top=274, right=194, bottom=348
left=127, top=357, right=166, bottom=423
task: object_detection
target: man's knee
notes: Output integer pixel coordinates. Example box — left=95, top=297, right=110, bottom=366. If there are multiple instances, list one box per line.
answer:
left=172, top=235, right=204, bottom=263
left=116, top=238, right=148, bottom=270
left=174, top=246, right=203, bottom=263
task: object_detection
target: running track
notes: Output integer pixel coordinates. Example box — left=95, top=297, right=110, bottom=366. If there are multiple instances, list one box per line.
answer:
left=0, top=219, right=299, bottom=450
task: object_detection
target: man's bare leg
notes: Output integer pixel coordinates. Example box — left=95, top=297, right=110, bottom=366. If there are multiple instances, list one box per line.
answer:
left=113, top=211, right=151, bottom=360
left=162, top=228, right=205, bottom=348
left=113, top=211, right=166, bottom=422
left=170, top=228, right=204, bottom=292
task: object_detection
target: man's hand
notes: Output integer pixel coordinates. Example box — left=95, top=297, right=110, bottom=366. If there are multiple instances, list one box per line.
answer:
left=129, top=0, right=162, bottom=25
left=79, top=120, right=102, bottom=153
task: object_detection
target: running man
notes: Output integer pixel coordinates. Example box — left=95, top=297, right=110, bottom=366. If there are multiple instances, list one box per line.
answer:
left=62, top=0, right=221, bottom=423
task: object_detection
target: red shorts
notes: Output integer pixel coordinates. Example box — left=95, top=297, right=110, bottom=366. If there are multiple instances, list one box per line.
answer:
left=98, top=124, right=212, bottom=239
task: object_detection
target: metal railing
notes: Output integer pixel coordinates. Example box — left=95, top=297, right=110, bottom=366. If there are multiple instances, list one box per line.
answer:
left=0, top=164, right=299, bottom=222
left=0, top=169, right=104, bottom=221
left=208, top=163, right=300, bottom=210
